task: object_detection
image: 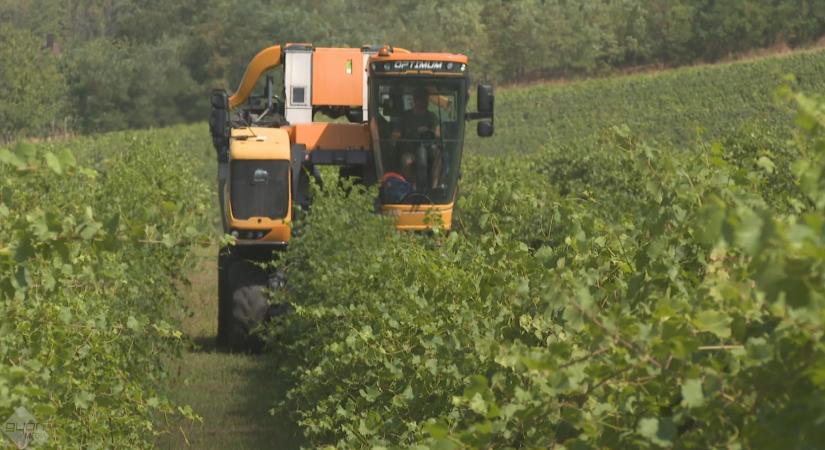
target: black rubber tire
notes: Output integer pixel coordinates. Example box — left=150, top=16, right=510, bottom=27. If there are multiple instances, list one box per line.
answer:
left=217, top=251, right=269, bottom=353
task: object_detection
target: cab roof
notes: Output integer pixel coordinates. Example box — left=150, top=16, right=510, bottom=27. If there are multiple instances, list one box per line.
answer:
left=370, top=52, right=468, bottom=64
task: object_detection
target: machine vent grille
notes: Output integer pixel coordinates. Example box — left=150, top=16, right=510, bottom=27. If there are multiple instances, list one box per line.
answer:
left=230, top=160, right=290, bottom=220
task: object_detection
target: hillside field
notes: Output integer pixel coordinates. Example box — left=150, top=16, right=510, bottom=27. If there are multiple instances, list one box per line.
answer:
left=467, top=48, right=825, bottom=154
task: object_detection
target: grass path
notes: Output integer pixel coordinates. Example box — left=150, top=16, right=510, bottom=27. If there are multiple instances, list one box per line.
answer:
left=155, top=249, right=304, bottom=449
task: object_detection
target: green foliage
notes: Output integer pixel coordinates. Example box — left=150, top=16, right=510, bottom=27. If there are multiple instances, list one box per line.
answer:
left=0, top=125, right=211, bottom=449
left=0, top=25, right=67, bottom=141
left=3, top=0, right=825, bottom=137
left=267, top=85, right=825, bottom=447
left=62, top=38, right=201, bottom=133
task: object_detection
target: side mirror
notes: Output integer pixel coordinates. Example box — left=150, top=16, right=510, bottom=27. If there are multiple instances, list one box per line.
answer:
left=477, top=84, right=494, bottom=114
left=211, top=89, right=228, bottom=109
left=466, top=84, right=494, bottom=137
left=209, top=89, right=230, bottom=162
left=477, top=120, right=494, bottom=137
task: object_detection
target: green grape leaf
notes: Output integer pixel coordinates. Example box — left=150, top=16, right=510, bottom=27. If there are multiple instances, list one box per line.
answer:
left=745, top=337, right=774, bottom=366
left=79, top=222, right=101, bottom=240
left=468, top=393, right=488, bottom=416
left=74, top=391, right=96, bottom=409
left=423, top=421, right=449, bottom=439
left=756, top=156, right=775, bottom=174
left=57, top=147, right=77, bottom=169
left=127, top=316, right=141, bottom=331
left=734, top=207, right=763, bottom=254
left=44, top=151, right=62, bottom=174
left=692, top=310, right=732, bottom=339
left=680, top=378, right=704, bottom=408
left=697, top=198, right=725, bottom=245
left=0, top=148, right=26, bottom=169
left=638, top=417, right=674, bottom=447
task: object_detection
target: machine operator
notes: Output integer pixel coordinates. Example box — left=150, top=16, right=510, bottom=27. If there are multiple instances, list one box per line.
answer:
left=391, top=88, right=441, bottom=140
left=385, top=88, right=442, bottom=194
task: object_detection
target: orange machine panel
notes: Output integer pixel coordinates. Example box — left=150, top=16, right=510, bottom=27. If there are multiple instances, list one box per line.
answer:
left=312, top=48, right=364, bottom=106
left=290, top=123, right=370, bottom=151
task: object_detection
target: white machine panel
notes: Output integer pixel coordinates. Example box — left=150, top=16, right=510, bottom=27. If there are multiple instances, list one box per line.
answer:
left=284, top=47, right=313, bottom=124
left=361, top=48, right=377, bottom=121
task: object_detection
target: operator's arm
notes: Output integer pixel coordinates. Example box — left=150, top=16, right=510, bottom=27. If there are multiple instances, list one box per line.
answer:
left=391, top=113, right=404, bottom=139
left=430, top=111, right=441, bottom=138
left=430, top=111, right=442, bottom=188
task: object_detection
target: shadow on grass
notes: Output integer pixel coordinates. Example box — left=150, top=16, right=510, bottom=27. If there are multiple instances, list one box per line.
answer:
left=191, top=335, right=218, bottom=353
left=189, top=333, right=271, bottom=355
left=155, top=335, right=305, bottom=450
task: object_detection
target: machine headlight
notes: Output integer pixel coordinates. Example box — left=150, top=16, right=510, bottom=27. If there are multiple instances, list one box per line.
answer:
left=229, top=229, right=269, bottom=240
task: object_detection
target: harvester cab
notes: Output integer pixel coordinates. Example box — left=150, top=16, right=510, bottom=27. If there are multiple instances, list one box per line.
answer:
left=368, top=48, right=494, bottom=228
left=209, top=43, right=493, bottom=351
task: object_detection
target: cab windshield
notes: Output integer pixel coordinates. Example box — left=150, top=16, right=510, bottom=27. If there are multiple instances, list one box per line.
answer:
left=370, top=77, right=465, bottom=205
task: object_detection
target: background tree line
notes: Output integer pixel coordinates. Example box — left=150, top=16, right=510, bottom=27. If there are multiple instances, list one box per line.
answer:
left=2, top=0, right=824, bottom=140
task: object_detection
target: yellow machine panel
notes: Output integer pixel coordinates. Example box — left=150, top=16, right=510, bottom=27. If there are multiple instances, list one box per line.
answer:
left=382, top=203, right=455, bottom=231
left=312, top=48, right=364, bottom=106
left=230, top=127, right=292, bottom=160
left=226, top=127, right=292, bottom=243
